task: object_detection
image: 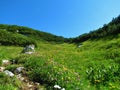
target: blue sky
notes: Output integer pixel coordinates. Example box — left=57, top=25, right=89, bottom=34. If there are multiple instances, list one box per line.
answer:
left=0, top=0, right=120, bottom=38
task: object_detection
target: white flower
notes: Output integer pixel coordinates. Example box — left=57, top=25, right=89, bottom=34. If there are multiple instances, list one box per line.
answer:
left=54, top=85, right=61, bottom=89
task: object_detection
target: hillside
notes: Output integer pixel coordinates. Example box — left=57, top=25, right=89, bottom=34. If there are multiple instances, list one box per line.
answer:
left=72, top=15, right=120, bottom=43
left=0, top=24, right=68, bottom=46
left=0, top=15, right=120, bottom=90
left=0, top=37, right=120, bottom=90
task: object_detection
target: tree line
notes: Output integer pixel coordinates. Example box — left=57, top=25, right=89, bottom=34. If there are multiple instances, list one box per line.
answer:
left=71, top=15, right=120, bottom=43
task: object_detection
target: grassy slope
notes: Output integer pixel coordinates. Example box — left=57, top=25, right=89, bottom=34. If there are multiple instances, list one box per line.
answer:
left=35, top=37, right=120, bottom=89
left=0, top=35, right=120, bottom=90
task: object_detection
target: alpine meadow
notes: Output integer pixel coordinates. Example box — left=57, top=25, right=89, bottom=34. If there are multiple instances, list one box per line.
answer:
left=0, top=15, right=120, bottom=90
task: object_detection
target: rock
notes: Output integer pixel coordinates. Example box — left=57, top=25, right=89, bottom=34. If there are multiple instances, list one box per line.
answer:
left=16, top=67, right=24, bottom=73
left=61, top=88, right=65, bottom=90
left=0, top=67, right=5, bottom=72
left=22, top=45, right=35, bottom=53
left=25, top=51, right=34, bottom=54
left=20, top=77, right=25, bottom=81
left=4, top=70, right=14, bottom=77
left=2, top=60, right=11, bottom=66
left=35, top=82, right=40, bottom=86
left=78, top=45, right=81, bottom=48
left=16, top=74, right=22, bottom=78
left=77, top=43, right=83, bottom=48
left=54, top=85, right=61, bottom=89
left=16, top=30, right=19, bottom=33
left=27, top=83, right=33, bottom=88
left=16, top=74, right=25, bottom=81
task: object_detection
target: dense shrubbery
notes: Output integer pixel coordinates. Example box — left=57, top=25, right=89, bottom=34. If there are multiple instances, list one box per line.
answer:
left=15, top=56, right=81, bottom=89
left=0, top=30, right=36, bottom=46
left=86, top=64, right=120, bottom=89
left=0, top=73, right=20, bottom=90
left=72, top=15, right=120, bottom=43
left=0, top=24, right=68, bottom=45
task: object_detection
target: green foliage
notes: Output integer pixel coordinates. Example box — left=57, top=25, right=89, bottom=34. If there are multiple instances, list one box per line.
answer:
left=0, top=84, right=17, bottom=90
left=23, top=56, right=80, bottom=89
left=104, top=49, right=120, bottom=59
left=0, top=73, right=20, bottom=90
left=86, top=64, right=120, bottom=85
left=0, top=46, right=22, bottom=60
left=72, top=15, right=120, bottom=43
left=0, top=30, right=37, bottom=46
left=0, top=24, right=68, bottom=46
left=5, top=65, right=18, bottom=72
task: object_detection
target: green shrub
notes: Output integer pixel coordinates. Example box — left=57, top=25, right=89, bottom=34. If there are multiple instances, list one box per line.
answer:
left=0, top=84, right=17, bottom=90
left=104, top=49, right=120, bottom=59
left=86, top=64, right=120, bottom=87
left=0, top=73, right=21, bottom=89
left=24, top=56, right=81, bottom=89
left=0, top=30, right=37, bottom=46
left=5, top=65, right=18, bottom=72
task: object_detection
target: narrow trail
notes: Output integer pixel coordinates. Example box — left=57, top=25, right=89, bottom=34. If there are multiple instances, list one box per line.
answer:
left=0, top=59, right=45, bottom=90
left=16, top=73, right=42, bottom=90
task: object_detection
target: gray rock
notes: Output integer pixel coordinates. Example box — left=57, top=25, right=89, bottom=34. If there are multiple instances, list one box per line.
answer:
left=23, top=45, right=35, bottom=53
left=4, top=70, right=14, bottom=77
left=16, top=67, right=24, bottom=73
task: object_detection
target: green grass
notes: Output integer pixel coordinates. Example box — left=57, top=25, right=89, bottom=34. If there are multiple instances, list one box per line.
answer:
left=0, top=46, right=22, bottom=60
left=0, top=36, right=120, bottom=90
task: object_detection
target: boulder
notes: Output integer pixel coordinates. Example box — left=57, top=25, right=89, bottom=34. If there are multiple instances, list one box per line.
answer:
left=22, top=45, right=35, bottom=53
left=4, top=70, right=14, bottom=77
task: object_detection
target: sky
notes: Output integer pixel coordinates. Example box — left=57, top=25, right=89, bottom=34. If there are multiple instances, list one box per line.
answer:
left=0, top=0, right=120, bottom=38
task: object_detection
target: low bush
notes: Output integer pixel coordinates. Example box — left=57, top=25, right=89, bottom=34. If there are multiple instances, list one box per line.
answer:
left=0, top=84, right=17, bottom=90
left=86, top=64, right=120, bottom=87
left=0, top=30, right=37, bottom=46
left=24, top=56, right=80, bottom=89
left=0, top=72, right=21, bottom=89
